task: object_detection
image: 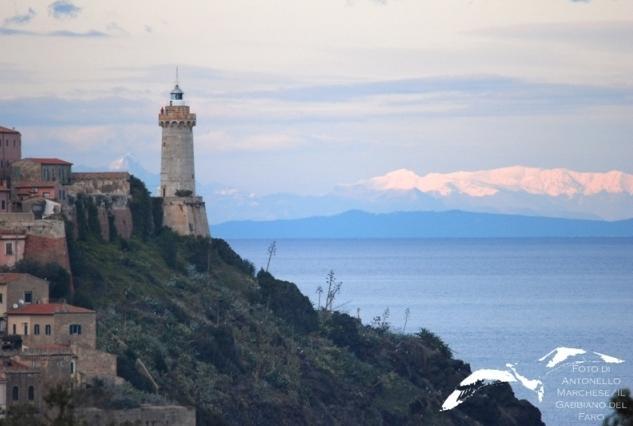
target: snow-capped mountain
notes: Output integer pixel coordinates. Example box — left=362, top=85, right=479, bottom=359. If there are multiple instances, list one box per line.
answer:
left=334, top=166, right=633, bottom=221
left=100, top=158, right=633, bottom=222
left=347, top=166, right=633, bottom=198
left=109, top=153, right=160, bottom=194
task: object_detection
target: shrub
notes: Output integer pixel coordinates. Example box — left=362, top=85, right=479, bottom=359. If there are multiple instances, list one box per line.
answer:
left=212, top=239, right=255, bottom=276
left=151, top=197, right=164, bottom=230
left=257, top=270, right=318, bottom=333
left=193, top=325, right=242, bottom=375
left=182, top=236, right=212, bottom=273
left=322, top=311, right=363, bottom=352
left=416, top=328, right=452, bottom=358
left=155, top=229, right=181, bottom=270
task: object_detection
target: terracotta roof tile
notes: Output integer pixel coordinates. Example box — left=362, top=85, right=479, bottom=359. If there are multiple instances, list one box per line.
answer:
left=0, top=126, right=19, bottom=134
left=22, top=158, right=73, bottom=166
left=8, top=303, right=94, bottom=315
left=0, top=273, right=30, bottom=283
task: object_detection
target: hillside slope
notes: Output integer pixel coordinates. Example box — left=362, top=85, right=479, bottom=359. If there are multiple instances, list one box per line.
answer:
left=58, top=180, right=545, bottom=425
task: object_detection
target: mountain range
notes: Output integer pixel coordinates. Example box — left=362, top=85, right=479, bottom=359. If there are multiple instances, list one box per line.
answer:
left=212, top=209, right=633, bottom=239
left=100, top=155, right=633, bottom=223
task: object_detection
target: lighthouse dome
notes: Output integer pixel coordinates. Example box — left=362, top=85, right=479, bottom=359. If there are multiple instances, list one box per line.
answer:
left=170, top=84, right=185, bottom=106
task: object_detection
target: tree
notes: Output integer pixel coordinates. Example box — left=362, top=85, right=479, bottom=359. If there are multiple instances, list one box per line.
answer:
left=0, top=404, right=45, bottom=426
left=44, top=384, right=78, bottom=426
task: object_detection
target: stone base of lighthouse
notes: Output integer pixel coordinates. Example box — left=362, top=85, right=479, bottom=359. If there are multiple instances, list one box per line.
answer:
left=162, top=196, right=210, bottom=237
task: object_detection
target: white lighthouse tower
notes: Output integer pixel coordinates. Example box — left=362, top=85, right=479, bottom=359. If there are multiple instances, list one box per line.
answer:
left=158, top=75, right=210, bottom=237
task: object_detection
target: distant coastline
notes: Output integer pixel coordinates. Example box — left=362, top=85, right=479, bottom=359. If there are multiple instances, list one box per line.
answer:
left=213, top=209, right=633, bottom=239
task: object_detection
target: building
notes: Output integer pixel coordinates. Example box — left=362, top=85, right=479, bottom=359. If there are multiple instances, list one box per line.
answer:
left=0, top=233, right=26, bottom=268
left=159, top=80, right=210, bottom=237
left=7, top=303, right=96, bottom=350
left=11, top=158, right=72, bottom=187
left=12, top=181, right=63, bottom=204
left=0, top=126, right=22, bottom=213
left=0, top=213, right=71, bottom=273
left=0, top=180, right=10, bottom=213
left=0, top=273, right=49, bottom=317
left=0, top=127, right=21, bottom=180
left=0, top=357, right=42, bottom=412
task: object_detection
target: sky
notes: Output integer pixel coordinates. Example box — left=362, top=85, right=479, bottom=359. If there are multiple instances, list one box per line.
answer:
left=1, top=0, right=632, bottom=195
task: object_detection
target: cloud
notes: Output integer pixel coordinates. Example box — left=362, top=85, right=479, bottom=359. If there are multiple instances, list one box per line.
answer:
left=0, top=96, right=153, bottom=127
left=197, top=131, right=302, bottom=152
left=48, top=1, right=81, bottom=19
left=470, top=21, right=633, bottom=52
left=0, top=27, right=107, bottom=38
left=221, top=76, right=633, bottom=122
left=3, top=8, right=36, bottom=26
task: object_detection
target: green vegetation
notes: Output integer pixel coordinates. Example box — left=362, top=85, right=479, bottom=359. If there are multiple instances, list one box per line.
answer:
left=603, top=389, right=633, bottom=425
left=10, top=178, right=540, bottom=425
left=62, top=198, right=542, bottom=425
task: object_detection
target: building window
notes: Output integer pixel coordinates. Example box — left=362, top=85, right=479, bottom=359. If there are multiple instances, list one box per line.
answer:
left=5, top=242, right=13, bottom=255
left=12, top=386, right=18, bottom=401
left=45, top=324, right=51, bottom=335
left=24, top=291, right=32, bottom=303
left=28, top=386, right=34, bottom=401
left=1, top=200, right=5, bottom=210
left=0, top=293, right=3, bottom=303
left=23, top=323, right=28, bottom=335
left=34, top=324, right=40, bottom=335
left=70, top=360, right=75, bottom=374
left=12, top=323, right=16, bottom=335
left=69, top=324, right=82, bottom=335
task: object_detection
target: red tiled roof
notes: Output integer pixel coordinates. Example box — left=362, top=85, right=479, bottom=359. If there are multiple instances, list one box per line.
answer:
left=0, top=273, right=32, bottom=283
left=0, top=126, right=19, bottom=134
left=8, top=303, right=94, bottom=315
left=22, top=158, right=73, bottom=166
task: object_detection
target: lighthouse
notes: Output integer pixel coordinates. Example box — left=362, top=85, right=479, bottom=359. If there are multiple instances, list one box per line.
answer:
left=158, top=77, right=210, bottom=237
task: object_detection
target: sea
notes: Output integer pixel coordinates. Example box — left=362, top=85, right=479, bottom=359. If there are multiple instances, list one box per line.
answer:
left=228, top=238, right=633, bottom=426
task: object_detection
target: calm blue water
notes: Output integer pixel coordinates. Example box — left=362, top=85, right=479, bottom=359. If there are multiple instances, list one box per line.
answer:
left=228, top=238, right=633, bottom=426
